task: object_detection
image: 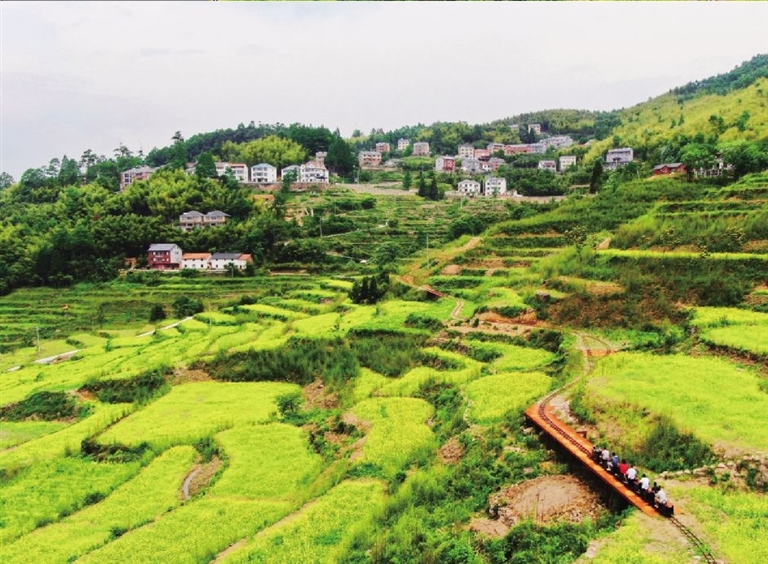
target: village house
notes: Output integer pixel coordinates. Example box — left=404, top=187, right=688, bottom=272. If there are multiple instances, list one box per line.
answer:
left=695, top=157, right=732, bottom=178
left=559, top=155, right=577, bottom=171
left=509, top=124, right=520, bottom=132
left=457, top=179, right=482, bottom=197
left=147, top=243, right=183, bottom=270
left=250, top=163, right=277, bottom=184
left=540, top=136, right=574, bottom=150
left=528, top=143, right=547, bottom=154
left=653, top=163, right=686, bottom=176
left=281, top=164, right=301, bottom=179
left=605, top=147, right=634, bottom=170
left=209, top=253, right=253, bottom=271
left=484, top=176, right=507, bottom=196
left=215, top=162, right=249, bottom=182
left=359, top=151, right=382, bottom=168
left=179, top=210, right=229, bottom=232
left=375, top=142, right=391, bottom=153
left=474, top=149, right=491, bottom=161
left=181, top=253, right=211, bottom=270
left=458, top=144, right=475, bottom=159
left=413, top=142, right=430, bottom=156
left=435, top=156, right=456, bottom=172
left=315, top=152, right=327, bottom=166
left=397, top=138, right=410, bottom=151
left=488, top=158, right=505, bottom=172
left=461, top=157, right=483, bottom=174
left=120, top=166, right=156, bottom=191
left=505, top=144, right=531, bottom=155
left=300, top=161, right=329, bottom=184
left=528, top=123, right=542, bottom=135
left=538, top=160, right=557, bottom=172
left=487, top=143, right=506, bottom=154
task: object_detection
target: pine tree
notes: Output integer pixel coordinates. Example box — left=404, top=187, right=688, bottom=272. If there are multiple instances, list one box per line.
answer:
left=428, top=175, right=439, bottom=200
left=417, top=172, right=427, bottom=197
left=403, top=169, right=412, bottom=190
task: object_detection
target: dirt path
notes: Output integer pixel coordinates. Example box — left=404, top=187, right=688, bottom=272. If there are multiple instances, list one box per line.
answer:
left=451, top=300, right=464, bottom=320
left=137, top=316, right=194, bottom=337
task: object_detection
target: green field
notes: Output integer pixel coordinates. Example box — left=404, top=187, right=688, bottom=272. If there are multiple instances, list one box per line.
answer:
left=588, top=353, right=768, bottom=452
left=466, top=372, right=551, bottom=424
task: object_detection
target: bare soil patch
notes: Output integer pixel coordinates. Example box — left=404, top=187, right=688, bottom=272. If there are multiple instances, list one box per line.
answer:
left=182, top=456, right=223, bottom=499
left=438, top=437, right=464, bottom=464
left=303, top=379, right=339, bottom=410
left=169, top=367, right=211, bottom=385
left=441, top=264, right=463, bottom=275
left=470, top=475, right=604, bottom=538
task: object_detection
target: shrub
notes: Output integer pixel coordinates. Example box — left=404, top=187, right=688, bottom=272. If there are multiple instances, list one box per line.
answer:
left=638, top=415, right=715, bottom=472
left=172, top=296, right=204, bottom=317
left=80, top=368, right=170, bottom=404
left=0, top=391, right=90, bottom=421
left=148, top=304, right=167, bottom=322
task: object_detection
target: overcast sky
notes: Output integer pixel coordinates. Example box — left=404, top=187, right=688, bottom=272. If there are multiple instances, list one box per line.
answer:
left=2, top=2, right=767, bottom=179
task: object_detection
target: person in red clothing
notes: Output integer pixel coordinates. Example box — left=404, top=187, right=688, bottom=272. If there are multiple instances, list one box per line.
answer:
left=618, top=459, right=629, bottom=479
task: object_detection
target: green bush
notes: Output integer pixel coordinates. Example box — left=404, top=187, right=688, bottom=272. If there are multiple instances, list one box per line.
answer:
left=80, top=368, right=170, bottom=404
left=0, top=391, right=90, bottom=421
left=638, top=415, right=715, bottom=472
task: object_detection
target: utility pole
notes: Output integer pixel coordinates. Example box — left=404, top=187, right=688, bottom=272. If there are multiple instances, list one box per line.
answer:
left=36, top=326, right=41, bottom=356
left=426, top=233, right=429, bottom=271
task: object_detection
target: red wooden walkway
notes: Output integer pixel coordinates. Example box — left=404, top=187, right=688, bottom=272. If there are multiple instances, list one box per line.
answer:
left=524, top=399, right=659, bottom=518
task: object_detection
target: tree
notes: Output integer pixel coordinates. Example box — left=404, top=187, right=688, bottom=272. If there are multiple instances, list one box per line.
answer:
left=234, top=136, right=307, bottom=169
left=403, top=169, right=412, bottom=190
left=417, top=172, right=427, bottom=197
left=589, top=159, right=603, bottom=194
left=58, top=156, right=81, bottom=186
left=0, top=172, right=14, bottom=190
left=680, top=143, right=716, bottom=181
left=169, top=131, right=188, bottom=170
left=427, top=174, right=440, bottom=201
left=720, top=141, right=766, bottom=179
left=195, top=152, right=218, bottom=179
left=325, top=134, right=356, bottom=180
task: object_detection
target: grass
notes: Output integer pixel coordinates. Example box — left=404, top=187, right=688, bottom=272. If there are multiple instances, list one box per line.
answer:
left=0, top=457, right=141, bottom=544
left=352, top=368, right=391, bottom=403
left=350, top=398, right=435, bottom=477
left=466, top=372, right=551, bottom=424
left=0, top=403, right=132, bottom=473
left=0, top=420, right=68, bottom=449
left=209, top=423, right=323, bottom=502
left=589, top=352, right=768, bottom=452
left=97, top=382, right=300, bottom=448
left=670, top=485, right=768, bottom=564
left=220, top=479, right=386, bottom=564
left=376, top=347, right=483, bottom=397
left=691, top=307, right=768, bottom=356
left=487, top=343, right=556, bottom=372
left=0, top=446, right=195, bottom=564
left=582, top=512, right=688, bottom=564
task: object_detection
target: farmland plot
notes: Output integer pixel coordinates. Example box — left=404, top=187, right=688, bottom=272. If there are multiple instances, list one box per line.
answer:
left=692, top=306, right=768, bottom=356
left=97, top=382, right=299, bottom=449
left=589, top=353, right=768, bottom=452
left=0, top=446, right=195, bottom=564
left=466, top=372, right=551, bottom=424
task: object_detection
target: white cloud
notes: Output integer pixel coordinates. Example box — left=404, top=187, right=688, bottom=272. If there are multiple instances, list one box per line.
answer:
left=2, top=1, right=767, bottom=178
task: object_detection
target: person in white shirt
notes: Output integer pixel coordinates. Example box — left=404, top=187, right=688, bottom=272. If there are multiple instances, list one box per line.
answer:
left=639, top=474, right=650, bottom=491
left=626, top=466, right=637, bottom=485
left=656, top=487, right=668, bottom=506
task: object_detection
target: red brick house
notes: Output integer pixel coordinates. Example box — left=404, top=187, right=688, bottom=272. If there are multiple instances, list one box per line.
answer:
left=653, top=163, right=686, bottom=176
left=148, top=243, right=183, bottom=270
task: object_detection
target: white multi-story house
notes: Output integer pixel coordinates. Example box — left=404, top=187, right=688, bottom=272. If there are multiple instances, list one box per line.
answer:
left=457, top=179, right=482, bottom=197
left=215, top=162, right=249, bottom=182
left=541, top=136, right=574, bottom=150
left=487, top=143, right=505, bottom=154
left=559, top=156, right=577, bottom=171
left=181, top=253, right=212, bottom=270
left=359, top=151, right=382, bottom=168
left=397, top=138, right=410, bottom=151
left=529, top=143, right=547, bottom=154
left=375, top=142, right=391, bottom=153
left=300, top=161, right=329, bottom=183
left=209, top=253, right=253, bottom=271
left=435, top=156, right=456, bottom=172
left=528, top=123, right=542, bottom=135
left=281, top=165, right=301, bottom=179
left=538, top=160, right=557, bottom=172
left=250, top=163, right=277, bottom=184
left=458, top=144, right=475, bottom=159
left=413, top=142, right=430, bottom=156
left=461, top=157, right=482, bottom=174
left=484, top=176, right=507, bottom=196
left=605, top=147, right=634, bottom=170
left=120, top=166, right=156, bottom=191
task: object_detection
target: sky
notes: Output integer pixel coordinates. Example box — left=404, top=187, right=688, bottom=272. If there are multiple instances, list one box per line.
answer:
left=2, top=2, right=767, bottom=180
